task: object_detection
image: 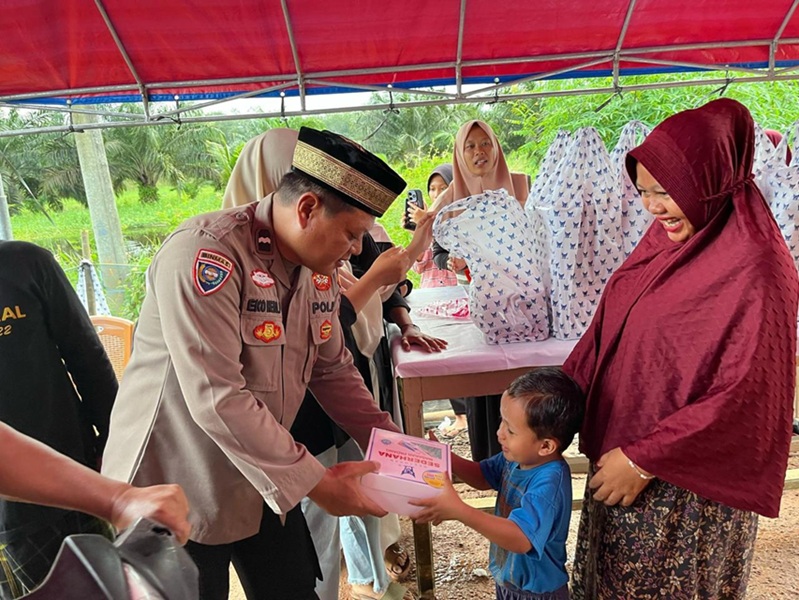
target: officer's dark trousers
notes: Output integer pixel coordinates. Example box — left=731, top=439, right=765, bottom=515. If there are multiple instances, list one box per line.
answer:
left=185, top=503, right=321, bottom=600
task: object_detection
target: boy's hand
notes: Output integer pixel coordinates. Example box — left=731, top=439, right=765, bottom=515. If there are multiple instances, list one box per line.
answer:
left=409, top=476, right=465, bottom=525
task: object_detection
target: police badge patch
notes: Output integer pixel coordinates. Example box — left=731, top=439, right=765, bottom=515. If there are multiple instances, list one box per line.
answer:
left=312, top=273, right=331, bottom=291
left=250, top=269, right=275, bottom=288
left=253, top=320, right=282, bottom=343
left=320, top=320, right=333, bottom=340
left=194, top=249, right=234, bottom=296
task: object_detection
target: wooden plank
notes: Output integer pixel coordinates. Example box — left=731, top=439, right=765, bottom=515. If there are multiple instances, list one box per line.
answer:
left=565, top=455, right=589, bottom=474
left=785, top=469, right=799, bottom=491
left=417, top=367, right=538, bottom=402
left=464, top=477, right=587, bottom=513
left=463, top=469, right=799, bottom=513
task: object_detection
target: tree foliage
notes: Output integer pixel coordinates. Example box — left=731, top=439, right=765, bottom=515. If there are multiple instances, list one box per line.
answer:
left=2, top=77, right=799, bottom=218
left=510, top=74, right=799, bottom=176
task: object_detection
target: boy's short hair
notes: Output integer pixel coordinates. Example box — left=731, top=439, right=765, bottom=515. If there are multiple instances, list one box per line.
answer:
left=277, top=171, right=355, bottom=216
left=507, top=368, right=585, bottom=451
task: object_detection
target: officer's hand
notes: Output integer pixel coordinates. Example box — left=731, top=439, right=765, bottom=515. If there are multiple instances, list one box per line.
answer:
left=308, top=461, right=388, bottom=518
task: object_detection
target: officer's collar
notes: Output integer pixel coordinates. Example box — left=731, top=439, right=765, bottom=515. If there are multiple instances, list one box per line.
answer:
left=253, top=194, right=275, bottom=258
left=252, top=193, right=295, bottom=290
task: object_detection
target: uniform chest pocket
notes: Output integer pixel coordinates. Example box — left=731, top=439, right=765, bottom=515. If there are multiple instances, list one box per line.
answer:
left=240, top=315, right=285, bottom=392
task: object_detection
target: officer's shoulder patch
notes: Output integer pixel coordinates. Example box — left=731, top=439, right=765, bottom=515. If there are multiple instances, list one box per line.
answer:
left=194, top=248, right=234, bottom=296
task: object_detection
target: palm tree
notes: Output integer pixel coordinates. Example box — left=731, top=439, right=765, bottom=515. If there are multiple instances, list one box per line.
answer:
left=0, top=109, right=72, bottom=218
left=102, top=106, right=224, bottom=204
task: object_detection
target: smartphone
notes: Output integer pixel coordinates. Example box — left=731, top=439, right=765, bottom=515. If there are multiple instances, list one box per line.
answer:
left=403, top=189, right=425, bottom=231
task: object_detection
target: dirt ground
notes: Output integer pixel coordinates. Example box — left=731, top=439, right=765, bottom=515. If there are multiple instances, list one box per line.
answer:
left=230, top=429, right=799, bottom=600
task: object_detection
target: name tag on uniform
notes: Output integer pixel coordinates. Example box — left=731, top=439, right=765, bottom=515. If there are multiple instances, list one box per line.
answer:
left=245, top=297, right=281, bottom=314
left=310, top=300, right=336, bottom=315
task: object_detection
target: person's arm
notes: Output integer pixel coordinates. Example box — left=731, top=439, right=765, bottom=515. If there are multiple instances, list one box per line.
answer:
left=410, top=477, right=532, bottom=554
left=428, top=431, right=489, bottom=489
left=36, top=249, right=118, bottom=456
left=412, top=248, right=432, bottom=274
left=341, top=247, right=409, bottom=315
left=405, top=213, right=434, bottom=263
left=432, top=239, right=450, bottom=272
left=0, top=422, right=191, bottom=544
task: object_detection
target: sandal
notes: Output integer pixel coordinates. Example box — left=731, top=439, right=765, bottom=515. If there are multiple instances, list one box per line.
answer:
left=384, top=543, right=412, bottom=581
left=440, top=425, right=467, bottom=439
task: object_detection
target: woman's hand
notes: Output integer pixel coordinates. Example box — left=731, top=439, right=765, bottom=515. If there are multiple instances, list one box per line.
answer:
left=400, top=323, right=448, bottom=353
left=409, top=204, right=428, bottom=225
left=370, top=246, right=411, bottom=287
left=447, top=257, right=467, bottom=273
left=588, top=447, right=653, bottom=507
left=400, top=203, right=429, bottom=230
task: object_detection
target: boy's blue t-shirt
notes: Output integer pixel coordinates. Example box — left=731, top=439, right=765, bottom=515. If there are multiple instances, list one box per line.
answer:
left=479, top=454, right=571, bottom=593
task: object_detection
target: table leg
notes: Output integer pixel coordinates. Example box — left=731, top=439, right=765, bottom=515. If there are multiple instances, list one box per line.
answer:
left=397, top=376, right=436, bottom=598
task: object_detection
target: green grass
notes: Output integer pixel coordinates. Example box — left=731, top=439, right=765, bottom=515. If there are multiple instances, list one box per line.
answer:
left=10, top=183, right=223, bottom=257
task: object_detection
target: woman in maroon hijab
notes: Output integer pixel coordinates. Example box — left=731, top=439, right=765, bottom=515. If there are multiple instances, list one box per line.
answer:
left=564, top=98, right=799, bottom=598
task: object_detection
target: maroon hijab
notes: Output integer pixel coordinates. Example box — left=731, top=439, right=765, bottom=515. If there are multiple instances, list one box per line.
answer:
left=764, top=128, right=793, bottom=165
left=564, top=98, right=798, bottom=517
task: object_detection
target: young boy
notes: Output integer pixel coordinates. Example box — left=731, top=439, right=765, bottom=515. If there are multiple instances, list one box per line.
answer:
left=411, top=368, right=584, bottom=600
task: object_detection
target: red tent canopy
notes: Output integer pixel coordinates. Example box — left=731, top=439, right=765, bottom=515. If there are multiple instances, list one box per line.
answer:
left=1, top=1, right=798, bottom=112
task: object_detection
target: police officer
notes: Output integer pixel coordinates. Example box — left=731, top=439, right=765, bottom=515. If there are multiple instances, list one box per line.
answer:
left=102, top=127, right=408, bottom=600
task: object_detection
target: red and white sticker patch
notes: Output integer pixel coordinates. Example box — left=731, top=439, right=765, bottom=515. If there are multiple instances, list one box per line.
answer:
left=253, top=321, right=282, bottom=344
left=320, top=319, right=333, bottom=340
left=312, top=273, right=331, bottom=291
left=250, top=269, right=275, bottom=288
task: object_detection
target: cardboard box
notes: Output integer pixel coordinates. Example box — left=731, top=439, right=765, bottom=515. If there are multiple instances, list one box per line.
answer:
left=361, top=428, right=451, bottom=516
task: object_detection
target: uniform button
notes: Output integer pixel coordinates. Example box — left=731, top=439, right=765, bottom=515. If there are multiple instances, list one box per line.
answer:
left=236, top=212, right=249, bottom=222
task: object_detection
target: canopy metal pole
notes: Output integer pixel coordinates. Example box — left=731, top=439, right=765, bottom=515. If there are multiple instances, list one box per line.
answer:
left=4, top=72, right=797, bottom=139
left=281, top=0, right=306, bottom=112
left=613, top=0, right=638, bottom=88
left=455, top=0, right=467, bottom=97
left=3, top=37, right=799, bottom=107
left=0, top=173, right=12, bottom=240
left=771, top=0, right=799, bottom=72
left=621, top=56, right=766, bottom=76
left=306, top=79, right=457, bottom=98
left=93, top=0, right=151, bottom=118
left=462, top=57, right=614, bottom=97
left=154, top=82, right=296, bottom=119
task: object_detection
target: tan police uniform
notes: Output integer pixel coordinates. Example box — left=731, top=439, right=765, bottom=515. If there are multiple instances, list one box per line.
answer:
left=102, top=195, right=397, bottom=544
